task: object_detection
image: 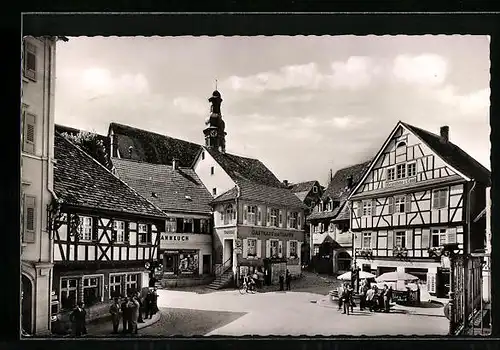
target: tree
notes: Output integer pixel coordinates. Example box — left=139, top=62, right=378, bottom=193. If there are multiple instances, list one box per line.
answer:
left=61, top=131, right=110, bottom=168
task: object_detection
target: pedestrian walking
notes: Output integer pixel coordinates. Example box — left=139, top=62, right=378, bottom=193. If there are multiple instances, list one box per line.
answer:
left=150, top=288, right=159, bottom=317
left=135, top=292, right=145, bottom=323
left=109, top=297, right=121, bottom=334
left=70, top=301, right=87, bottom=337
left=285, top=270, right=291, bottom=291
left=121, top=297, right=129, bottom=334
left=383, top=284, right=390, bottom=313
left=366, top=285, right=376, bottom=312
left=279, top=274, right=284, bottom=291
left=128, top=296, right=140, bottom=334
left=337, top=284, right=345, bottom=310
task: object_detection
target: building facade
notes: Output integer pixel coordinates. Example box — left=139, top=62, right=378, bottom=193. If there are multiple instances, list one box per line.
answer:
left=51, top=132, right=166, bottom=329
left=307, top=162, right=370, bottom=275
left=20, top=36, right=61, bottom=335
left=349, top=122, right=490, bottom=297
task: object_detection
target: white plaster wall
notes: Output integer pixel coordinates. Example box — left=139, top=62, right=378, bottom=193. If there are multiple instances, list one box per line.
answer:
left=193, top=147, right=235, bottom=197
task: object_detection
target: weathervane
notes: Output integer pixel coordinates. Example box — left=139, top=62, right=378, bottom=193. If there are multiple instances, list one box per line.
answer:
left=215, top=79, right=218, bottom=90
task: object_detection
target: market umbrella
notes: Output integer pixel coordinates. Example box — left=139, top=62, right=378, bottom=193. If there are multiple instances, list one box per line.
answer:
left=337, top=270, right=376, bottom=281
left=375, top=271, right=419, bottom=282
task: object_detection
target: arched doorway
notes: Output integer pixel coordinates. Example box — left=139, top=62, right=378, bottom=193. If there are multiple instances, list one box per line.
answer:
left=336, top=251, right=352, bottom=272
left=21, top=274, right=33, bottom=334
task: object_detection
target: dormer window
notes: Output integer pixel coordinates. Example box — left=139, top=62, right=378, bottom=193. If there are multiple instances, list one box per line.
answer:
left=312, top=186, right=318, bottom=194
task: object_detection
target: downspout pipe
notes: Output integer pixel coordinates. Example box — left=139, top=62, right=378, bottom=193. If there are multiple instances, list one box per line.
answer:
left=234, top=184, right=241, bottom=285
left=464, top=179, right=477, bottom=332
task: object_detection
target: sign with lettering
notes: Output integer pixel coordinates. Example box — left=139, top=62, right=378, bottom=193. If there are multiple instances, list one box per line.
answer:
left=252, top=229, right=295, bottom=238
left=385, top=176, right=417, bottom=188
left=160, top=233, right=190, bottom=241
left=159, top=232, right=211, bottom=249
left=223, top=229, right=236, bottom=235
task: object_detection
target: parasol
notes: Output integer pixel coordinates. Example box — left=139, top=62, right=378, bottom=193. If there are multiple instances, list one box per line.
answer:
left=375, top=271, right=419, bottom=282
left=337, top=270, right=376, bottom=281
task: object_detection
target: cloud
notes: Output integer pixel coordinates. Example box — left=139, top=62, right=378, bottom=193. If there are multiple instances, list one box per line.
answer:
left=172, top=96, right=208, bottom=115
left=329, top=56, right=380, bottom=89
left=432, top=86, right=490, bottom=115
left=393, top=54, right=448, bottom=86
left=80, top=68, right=150, bottom=98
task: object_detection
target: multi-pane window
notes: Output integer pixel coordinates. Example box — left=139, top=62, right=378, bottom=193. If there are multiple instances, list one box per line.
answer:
left=396, top=164, right=406, bottom=179
left=394, top=196, right=407, bottom=213
left=289, top=212, right=298, bottom=229
left=433, top=188, right=448, bottom=209
left=83, top=276, right=101, bottom=306
left=289, top=241, right=298, bottom=257
left=109, top=274, right=123, bottom=298
left=432, top=228, right=447, bottom=247
left=395, top=231, right=406, bottom=248
left=407, top=162, right=417, bottom=177
left=113, top=221, right=125, bottom=243
left=200, top=219, right=210, bottom=233
left=362, top=232, right=372, bottom=249
left=224, top=205, right=235, bottom=225
left=387, top=168, right=395, bottom=181
left=362, top=201, right=372, bottom=216
left=60, top=278, right=78, bottom=310
left=125, top=274, right=140, bottom=295
left=138, top=223, right=148, bottom=244
left=247, top=205, right=257, bottom=224
left=270, top=240, right=279, bottom=257
left=248, top=238, right=257, bottom=256
left=270, top=209, right=279, bottom=227
left=183, top=218, right=193, bottom=233
left=79, top=216, right=93, bottom=241
left=165, top=219, right=176, bottom=233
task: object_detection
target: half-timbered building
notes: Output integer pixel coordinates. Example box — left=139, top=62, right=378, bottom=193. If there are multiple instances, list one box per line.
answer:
left=349, top=122, right=490, bottom=297
left=307, top=162, right=370, bottom=274
left=52, top=132, right=166, bottom=319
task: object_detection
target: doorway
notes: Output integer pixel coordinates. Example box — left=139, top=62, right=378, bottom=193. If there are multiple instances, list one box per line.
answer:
left=163, top=252, right=178, bottom=275
left=223, top=239, right=234, bottom=267
left=21, top=274, right=32, bottom=334
left=202, top=255, right=211, bottom=275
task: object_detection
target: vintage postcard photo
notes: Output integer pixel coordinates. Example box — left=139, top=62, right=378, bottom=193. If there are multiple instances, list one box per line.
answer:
left=20, top=34, right=491, bottom=337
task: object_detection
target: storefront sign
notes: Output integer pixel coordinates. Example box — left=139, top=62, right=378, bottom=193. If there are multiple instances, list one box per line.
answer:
left=160, top=233, right=211, bottom=249
left=223, top=229, right=236, bottom=235
left=161, top=233, right=190, bottom=241
left=252, top=229, right=295, bottom=238
left=385, top=177, right=417, bottom=188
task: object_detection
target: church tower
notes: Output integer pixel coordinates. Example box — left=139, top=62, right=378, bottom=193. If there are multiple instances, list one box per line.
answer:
left=203, top=89, right=227, bottom=153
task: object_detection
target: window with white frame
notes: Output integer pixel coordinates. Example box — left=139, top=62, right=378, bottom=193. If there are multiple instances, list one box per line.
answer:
left=395, top=231, right=406, bottom=248
left=362, top=201, right=372, bottom=216
left=270, top=209, right=279, bottom=227
left=432, top=228, right=447, bottom=247
left=248, top=238, right=257, bottom=257
left=224, top=205, right=235, bottom=225
left=247, top=205, right=257, bottom=225
left=165, top=219, right=176, bottom=233
left=113, top=220, right=125, bottom=243
left=387, top=167, right=396, bottom=181
left=125, top=274, right=140, bottom=295
left=200, top=219, right=210, bottom=233
left=138, top=223, right=149, bottom=244
left=289, top=241, right=298, bottom=258
left=109, top=274, right=123, bottom=298
left=270, top=240, right=279, bottom=257
left=407, top=162, right=417, bottom=177
left=394, top=196, right=407, bottom=213
left=432, top=188, right=448, bottom=209
left=289, top=212, right=298, bottom=229
left=184, top=218, right=194, bottom=233
left=362, top=232, right=372, bottom=249
left=79, top=216, right=93, bottom=241
left=60, top=277, right=78, bottom=310
left=83, top=276, right=102, bottom=307
left=396, top=164, right=406, bottom=179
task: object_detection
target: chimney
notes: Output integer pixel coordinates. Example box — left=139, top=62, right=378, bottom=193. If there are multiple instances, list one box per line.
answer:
left=172, top=158, right=178, bottom=170
left=440, top=126, right=449, bottom=143
left=283, top=180, right=289, bottom=187
left=346, top=175, right=354, bottom=189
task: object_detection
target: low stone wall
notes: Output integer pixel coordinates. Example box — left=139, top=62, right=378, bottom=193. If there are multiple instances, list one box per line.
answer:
left=159, top=275, right=214, bottom=288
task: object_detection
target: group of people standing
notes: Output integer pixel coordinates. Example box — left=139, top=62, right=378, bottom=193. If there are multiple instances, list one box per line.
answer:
left=337, top=280, right=393, bottom=315
left=109, top=288, right=159, bottom=335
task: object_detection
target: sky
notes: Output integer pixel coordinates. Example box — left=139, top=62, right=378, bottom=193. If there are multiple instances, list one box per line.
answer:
left=55, top=35, right=491, bottom=186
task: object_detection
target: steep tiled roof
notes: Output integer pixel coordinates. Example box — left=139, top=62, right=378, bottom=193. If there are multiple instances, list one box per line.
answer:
left=112, top=158, right=212, bottom=215
left=294, top=191, right=310, bottom=203
left=205, top=148, right=284, bottom=188
left=212, top=180, right=306, bottom=209
left=402, top=122, right=491, bottom=186
left=290, top=181, right=318, bottom=193
left=322, top=161, right=371, bottom=201
left=53, top=132, right=166, bottom=218
left=109, top=122, right=202, bottom=167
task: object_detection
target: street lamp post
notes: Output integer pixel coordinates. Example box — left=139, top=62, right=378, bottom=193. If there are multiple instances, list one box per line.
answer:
left=145, top=261, right=163, bottom=288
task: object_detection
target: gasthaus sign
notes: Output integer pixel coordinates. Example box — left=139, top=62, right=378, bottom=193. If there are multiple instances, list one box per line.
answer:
left=237, top=226, right=303, bottom=240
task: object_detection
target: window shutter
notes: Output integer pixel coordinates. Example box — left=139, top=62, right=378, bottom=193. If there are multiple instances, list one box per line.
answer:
left=266, top=240, right=271, bottom=258
left=242, top=239, right=248, bottom=258
left=23, top=41, right=37, bottom=81
left=285, top=211, right=289, bottom=228
left=286, top=241, right=291, bottom=258
left=388, top=197, right=394, bottom=214
left=256, top=240, right=262, bottom=258
left=194, top=219, right=201, bottom=233
left=266, top=208, right=271, bottom=226
left=278, top=241, right=283, bottom=258
left=356, top=202, right=362, bottom=217
left=176, top=218, right=184, bottom=233
left=421, top=229, right=430, bottom=249
left=23, top=195, right=36, bottom=243
left=432, top=191, right=439, bottom=209
left=298, top=242, right=302, bottom=261
left=298, top=213, right=302, bottom=229
left=371, top=200, right=377, bottom=216
left=447, top=227, right=457, bottom=244
left=147, top=224, right=152, bottom=244
left=442, top=189, right=449, bottom=208
left=406, top=230, right=413, bottom=249
left=257, top=207, right=262, bottom=225
left=92, top=217, right=98, bottom=241
left=23, top=112, right=36, bottom=154
left=279, top=210, right=284, bottom=228
left=405, top=195, right=412, bottom=213
left=354, top=232, right=361, bottom=249
left=111, top=221, right=117, bottom=242
left=370, top=232, right=376, bottom=249
left=387, top=230, right=394, bottom=249
left=243, top=205, right=248, bottom=224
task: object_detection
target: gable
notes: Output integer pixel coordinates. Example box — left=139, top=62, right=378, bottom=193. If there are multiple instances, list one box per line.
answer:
left=351, top=123, right=470, bottom=197
left=193, top=147, right=236, bottom=198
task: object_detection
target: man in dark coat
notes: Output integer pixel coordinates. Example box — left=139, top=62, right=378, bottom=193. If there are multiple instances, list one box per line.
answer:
left=285, top=270, right=291, bottom=291
left=148, top=288, right=159, bottom=318
left=109, top=297, right=121, bottom=334
left=120, top=297, right=129, bottom=334
left=70, top=301, right=87, bottom=337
